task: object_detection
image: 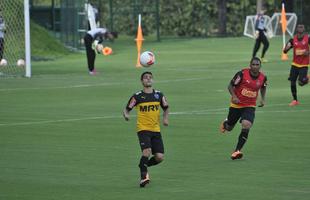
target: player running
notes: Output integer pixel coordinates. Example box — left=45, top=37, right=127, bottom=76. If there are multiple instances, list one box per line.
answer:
left=283, top=24, right=310, bottom=106
left=220, top=57, right=267, bottom=160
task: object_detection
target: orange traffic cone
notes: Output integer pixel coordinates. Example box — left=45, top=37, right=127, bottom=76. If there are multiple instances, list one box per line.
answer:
left=135, top=14, right=144, bottom=67
left=102, top=47, right=113, bottom=56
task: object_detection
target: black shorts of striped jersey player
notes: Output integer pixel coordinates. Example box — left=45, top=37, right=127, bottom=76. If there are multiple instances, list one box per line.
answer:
left=123, top=71, right=169, bottom=187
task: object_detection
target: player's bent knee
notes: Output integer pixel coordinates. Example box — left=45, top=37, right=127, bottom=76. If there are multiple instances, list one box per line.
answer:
left=142, top=148, right=152, bottom=157
left=241, top=120, right=252, bottom=129
left=224, top=121, right=234, bottom=131
left=298, top=79, right=309, bottom=86
left=226, top=125, right=234, bottom=131
left=155, top=154, right=164, bottom=163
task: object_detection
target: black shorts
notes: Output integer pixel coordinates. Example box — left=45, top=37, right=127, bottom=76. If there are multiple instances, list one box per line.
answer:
left=226, top=107, right=256, bottom=127
left=137, top=131, right=164, bottom=154
left=288, top=66, right=308, bottom=83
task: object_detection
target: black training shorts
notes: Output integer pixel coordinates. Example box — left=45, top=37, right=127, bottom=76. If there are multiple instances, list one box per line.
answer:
left=288, top=66, right=309, bottom=83
left=227, top=107, right=256, bottom=127
left=137, top=130, right=164, bottom=154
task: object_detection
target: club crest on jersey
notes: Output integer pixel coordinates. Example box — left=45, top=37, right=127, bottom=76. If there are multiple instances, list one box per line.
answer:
left=128, top=97, right=136, bottom=108
left=154, top=93, right=159, bottom=99
left=234, top=76, right=241, bottom=85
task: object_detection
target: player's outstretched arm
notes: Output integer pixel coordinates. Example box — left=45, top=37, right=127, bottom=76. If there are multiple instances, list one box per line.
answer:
left=163, top=108, right=169, bottom=126
left=258, top=86, right=267, bottom=107
left=123, top=109, right=130, bottom=121
left=228, top=83, right=240, bottom=104
left=283, top=39, right=293, bottom=53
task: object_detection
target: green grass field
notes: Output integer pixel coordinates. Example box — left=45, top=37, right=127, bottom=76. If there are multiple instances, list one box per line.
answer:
left=0, top=36, right=309, bottom=200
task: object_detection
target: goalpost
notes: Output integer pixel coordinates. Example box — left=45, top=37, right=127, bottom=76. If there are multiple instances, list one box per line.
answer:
left=243, top=13, right=297, bottom=39
left=0, top=0, right=31, bottom=78
left=243, top=15, right=273, bottom=39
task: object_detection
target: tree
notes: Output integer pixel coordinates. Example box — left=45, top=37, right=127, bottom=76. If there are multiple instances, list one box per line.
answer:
left=217, top=0, right=227, bottom=36
left=256, top=0, right=263, bottom=13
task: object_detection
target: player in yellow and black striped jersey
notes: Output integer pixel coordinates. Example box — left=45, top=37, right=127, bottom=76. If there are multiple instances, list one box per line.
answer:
left=123, top=71, right=169, bottom=188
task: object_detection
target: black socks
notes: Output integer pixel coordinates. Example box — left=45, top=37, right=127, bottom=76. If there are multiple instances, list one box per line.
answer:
left=147, top=156, right=160, bottom=167
left=291, top=84, right=297, bottom=100
left=139, top=156, right=149, bottom=179
left=236, top=129, right=249, bottom=151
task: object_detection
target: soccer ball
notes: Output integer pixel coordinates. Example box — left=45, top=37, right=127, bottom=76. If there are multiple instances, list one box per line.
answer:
left=95, top=44, right=104, bottom=54
left=140, top=51, right=155, bottom=67
left=0, top=58, right=7, bottom=66
left=17, top=59, right=25, bottom=67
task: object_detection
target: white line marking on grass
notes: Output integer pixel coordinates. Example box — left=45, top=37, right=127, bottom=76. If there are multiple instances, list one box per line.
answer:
left=0, top=115, right=121, bottom=126
left=170, top=109, right=310, bottom=116
left=281, top=129, right=310, bottom=133
left=0, top=78, right=207, bottom=92
left=0, top=82, right=124, bottom=91
left=1, top=103, right=309, bottom=127
left=170, top=107, right=228, bottom=115
left=286, top=189, right=310, bottom=194
left=257, top=109, right=310, bottom=113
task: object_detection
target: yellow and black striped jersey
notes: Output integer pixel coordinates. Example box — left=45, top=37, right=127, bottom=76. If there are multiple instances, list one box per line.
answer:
left=126, top=89, right=169, bottom=132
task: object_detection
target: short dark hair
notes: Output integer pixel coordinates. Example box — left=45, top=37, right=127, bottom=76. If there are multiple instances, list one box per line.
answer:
left=251, top=57, right=261, bottom=65
left=140, top=71, right=153, bottom=80
left=104, top=31, right=118, bottom=41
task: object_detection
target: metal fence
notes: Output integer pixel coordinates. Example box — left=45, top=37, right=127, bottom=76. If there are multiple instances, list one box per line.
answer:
left=30, top=0, right=61, bottom=32
left=30, top=0, right=86, bottom=49
left=59, top=0, right=86, bottom=49
left=29, top=0, right=310, bottom=49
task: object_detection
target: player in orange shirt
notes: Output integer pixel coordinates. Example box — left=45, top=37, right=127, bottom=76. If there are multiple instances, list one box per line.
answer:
left=220, top=57, right=267, bottom=160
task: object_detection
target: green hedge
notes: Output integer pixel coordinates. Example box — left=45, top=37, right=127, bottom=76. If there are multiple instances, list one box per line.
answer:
left=31, top=21, right=70, bottom=60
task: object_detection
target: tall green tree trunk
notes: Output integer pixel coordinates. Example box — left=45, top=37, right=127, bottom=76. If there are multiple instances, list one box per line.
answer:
left=256, top=0, right=264, bottom=13
left=217, top=0, right=227, bottom=36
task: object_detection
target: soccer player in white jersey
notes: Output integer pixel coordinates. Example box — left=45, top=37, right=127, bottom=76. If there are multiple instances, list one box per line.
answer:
left=252, top=11, right=269, bottom=62
left=83, top=28, right=117, bottom=75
